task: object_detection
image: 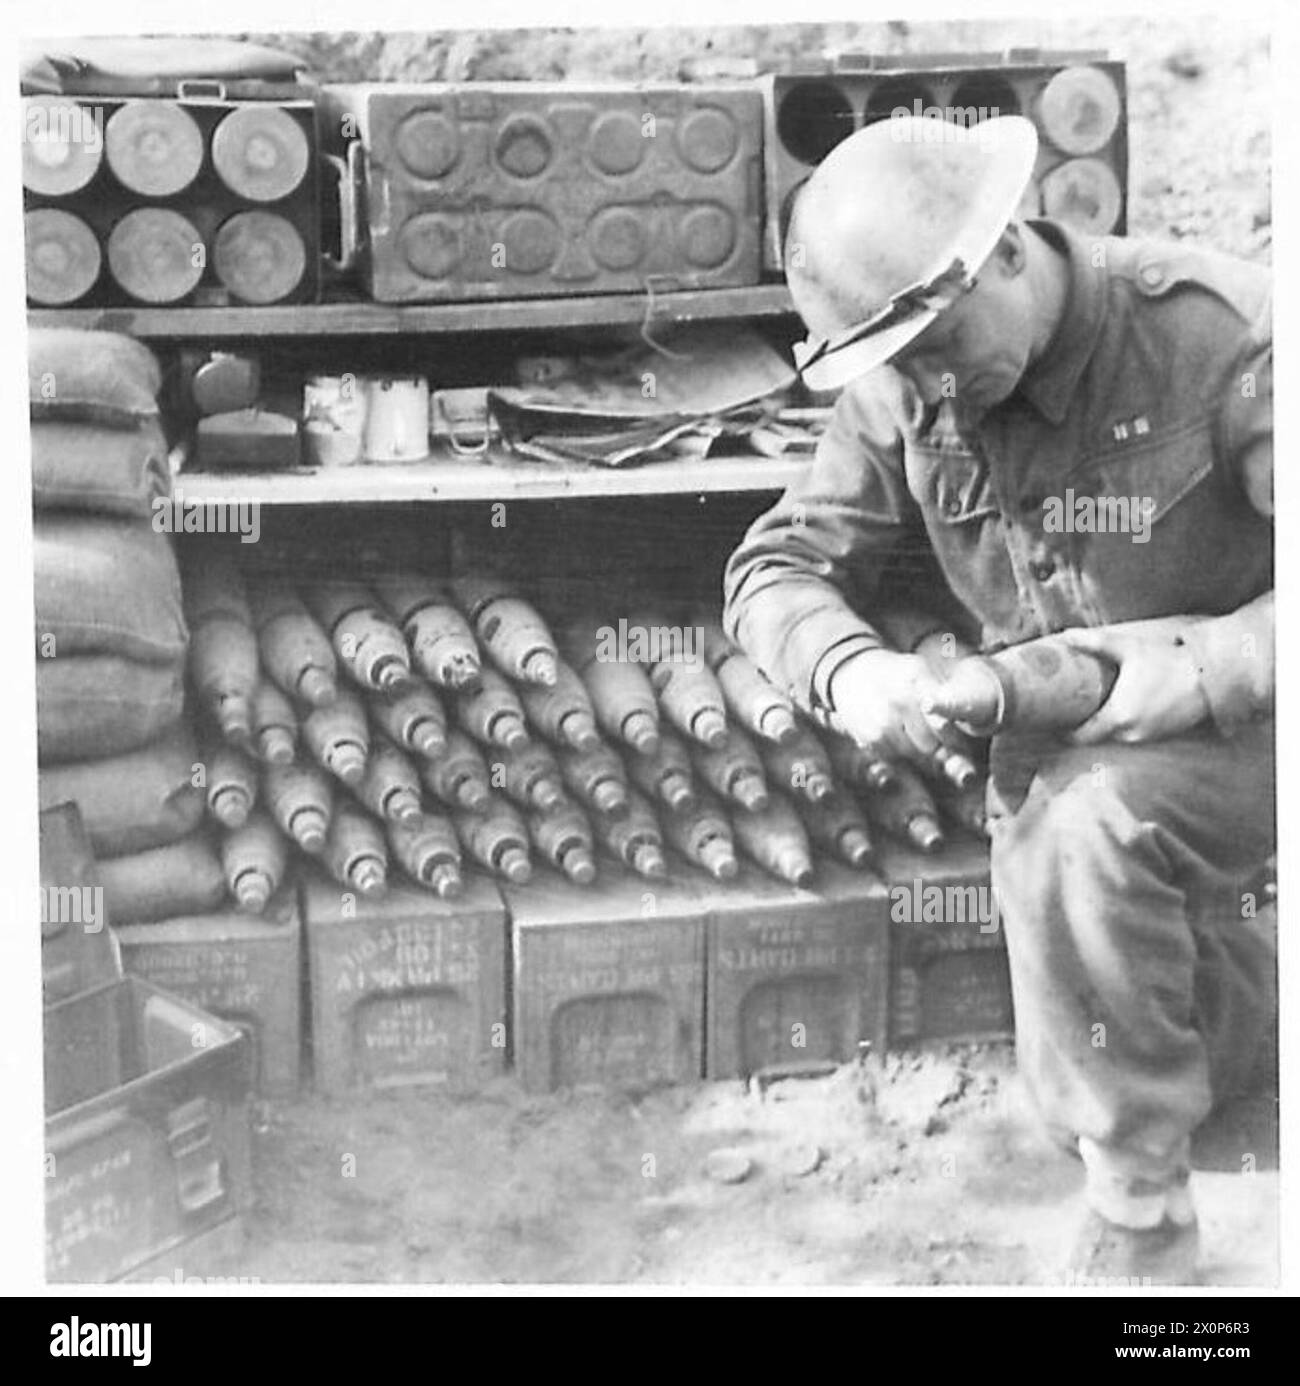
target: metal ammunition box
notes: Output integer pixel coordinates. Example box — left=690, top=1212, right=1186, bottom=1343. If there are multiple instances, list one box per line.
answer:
left=331, top=82, right=763, bottom=302
left=41, top=801, right=253, bottom=1283
left=302, top=866, right=508, bottom=1093
left=873, top=837, right=1015, bottom=1045
left=45, top=975, right=252, bottom=1282
left=506, top=863, right=707, bottom=1093
left=115, top=884, right=303, bottom=1096
left=706, top=861, right=890, bottom=1079
left=761, top=54, right=1127, bottom=269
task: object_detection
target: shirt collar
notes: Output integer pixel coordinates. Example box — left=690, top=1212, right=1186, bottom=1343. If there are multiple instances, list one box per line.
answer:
left=1013, top=218, right=1109, bottom=425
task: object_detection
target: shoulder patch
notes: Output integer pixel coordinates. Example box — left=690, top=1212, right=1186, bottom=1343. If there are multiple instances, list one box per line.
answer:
left=1132, top=243, right=1270, bottom=328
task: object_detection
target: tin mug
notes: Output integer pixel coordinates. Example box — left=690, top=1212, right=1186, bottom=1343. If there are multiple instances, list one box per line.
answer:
left=363, top=376, right=430, bottom=462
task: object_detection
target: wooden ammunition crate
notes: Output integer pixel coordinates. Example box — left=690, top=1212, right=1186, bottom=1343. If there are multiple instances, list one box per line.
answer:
left=706, top=861, right=890, bottom=1079
left=116, top=884, right=303, bottom=1096
left=302, top=867, right=508, bottom=1093
left=873, top=837, right=1015, bottom=1045
left=506, top=864, right=707, bottom=1093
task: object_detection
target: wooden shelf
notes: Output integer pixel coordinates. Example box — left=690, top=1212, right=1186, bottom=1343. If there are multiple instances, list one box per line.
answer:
left=28, top=284, right=795, bottom=340
left=172, top=449, right=809, bottom=506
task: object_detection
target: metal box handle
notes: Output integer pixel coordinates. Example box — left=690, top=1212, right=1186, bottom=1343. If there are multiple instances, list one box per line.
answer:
left=177, top=79, right=227, bottom=101
left=322, top=143, right=362, bottom=275
left=166, top=1097, right=228, bottom=1216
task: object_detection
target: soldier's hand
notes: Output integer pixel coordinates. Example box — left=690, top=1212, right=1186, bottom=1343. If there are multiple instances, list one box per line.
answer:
left=828, top=649, right=944, bottom=766
left=1060, top=617, right=1212, bottom=744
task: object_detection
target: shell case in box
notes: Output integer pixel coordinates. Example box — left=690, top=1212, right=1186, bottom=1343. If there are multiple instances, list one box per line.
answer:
left=23, top=91, right=322, bottom=307
left=328, top=82, right=763, bottom=302
left=761, top=52, right=1127, bottom=268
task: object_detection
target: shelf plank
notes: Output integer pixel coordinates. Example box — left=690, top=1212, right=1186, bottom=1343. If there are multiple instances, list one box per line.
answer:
left=28, top=284, right=796, bottom=340
left=171, top=450, right=810, bottom=506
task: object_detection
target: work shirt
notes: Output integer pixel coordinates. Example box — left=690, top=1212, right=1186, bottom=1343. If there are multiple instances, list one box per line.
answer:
left=723, top=219, right=1273, bottom=733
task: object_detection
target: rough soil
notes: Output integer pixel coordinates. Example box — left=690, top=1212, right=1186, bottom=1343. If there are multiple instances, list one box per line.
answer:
left=189, top=20, right=1273, bottom=1287
left=211, top=1047, right=1276, bottom=1286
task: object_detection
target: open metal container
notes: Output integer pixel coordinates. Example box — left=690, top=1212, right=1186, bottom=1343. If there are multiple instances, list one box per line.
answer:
left=41, top=802, right=253, bottom=1283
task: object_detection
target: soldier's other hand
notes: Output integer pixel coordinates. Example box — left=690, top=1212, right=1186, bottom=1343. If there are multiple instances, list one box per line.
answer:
left=1060, top=617, right=1212, bottom=745
left=828, top=649, right=943, bottom=765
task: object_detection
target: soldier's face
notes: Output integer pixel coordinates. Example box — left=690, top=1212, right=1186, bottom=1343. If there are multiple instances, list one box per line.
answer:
left=887, top=238, right=1036, bottom=418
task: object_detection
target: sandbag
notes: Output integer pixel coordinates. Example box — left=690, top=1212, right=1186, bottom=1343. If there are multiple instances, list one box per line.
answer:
left=38, top=721, right=204, bottom=856
left=35, top=514, right=186, bottom=664
left=30, top=416, right=171, bottom=517
left=28, top=327, right=161, bottom=426
left=37, top=653, right=185, bottom=763
left=99, top=828, right=227, bottom=924
left=21, top=37, right=309, bottom=95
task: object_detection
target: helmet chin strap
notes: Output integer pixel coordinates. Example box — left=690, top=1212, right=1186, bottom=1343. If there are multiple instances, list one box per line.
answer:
left=794, top=256, right=979, bottom=376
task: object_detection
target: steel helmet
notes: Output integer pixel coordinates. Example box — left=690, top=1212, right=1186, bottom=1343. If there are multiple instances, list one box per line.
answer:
left=786, top=114, right=1038, bottom=392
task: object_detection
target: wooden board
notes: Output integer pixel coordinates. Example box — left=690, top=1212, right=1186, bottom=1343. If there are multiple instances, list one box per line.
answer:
left=172, top=450, right=809, bottom=506
left=28, top=284, right=795, bottom=339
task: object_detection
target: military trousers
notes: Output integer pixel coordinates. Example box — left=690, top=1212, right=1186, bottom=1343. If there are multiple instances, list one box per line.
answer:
left=987, top=719, right=1276, bottom=1228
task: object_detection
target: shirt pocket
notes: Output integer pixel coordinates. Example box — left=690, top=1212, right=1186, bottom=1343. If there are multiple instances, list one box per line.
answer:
left=909, top=442, right=1000, bottom=526
left=1071, top=413, right=1215, bottom=527
left=1067, top=414, right=1221, bottom=623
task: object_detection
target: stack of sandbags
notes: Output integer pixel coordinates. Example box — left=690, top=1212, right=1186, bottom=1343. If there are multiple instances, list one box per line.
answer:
left=32, top=328, right=225, bottom=922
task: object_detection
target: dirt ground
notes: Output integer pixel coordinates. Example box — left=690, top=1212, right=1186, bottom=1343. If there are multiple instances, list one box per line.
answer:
left=202, top=1047, right=1276, bottom=1287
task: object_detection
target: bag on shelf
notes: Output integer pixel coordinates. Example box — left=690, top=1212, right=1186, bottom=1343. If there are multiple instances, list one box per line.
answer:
left=34, top=514, right=187, bottom=664
left=36, top=653, right=186, bottom=763
left=20, top=36, right=309, bottom=96
left=97, top=827, right=228, bottom=924
left=37, top=721, right=204, bottom=856
left=27, top=328, right=161, bottom=426
left=30, top=416, right=171, bottom=518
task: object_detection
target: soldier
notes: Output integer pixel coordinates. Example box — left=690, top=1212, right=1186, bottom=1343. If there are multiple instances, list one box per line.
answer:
left=723, top=114, right=1274, bottom=1284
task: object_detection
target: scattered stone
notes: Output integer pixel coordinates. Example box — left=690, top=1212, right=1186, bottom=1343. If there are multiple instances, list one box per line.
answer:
left=1165, top=49, right=1204, bottom=79
left=704, top=1148, right=753, bottom=1185
left=779, top=1143, right=824, bottom=1177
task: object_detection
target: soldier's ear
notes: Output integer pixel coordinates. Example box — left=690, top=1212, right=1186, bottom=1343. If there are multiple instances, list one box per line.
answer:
left=991, top=224, right=1027, bottom=277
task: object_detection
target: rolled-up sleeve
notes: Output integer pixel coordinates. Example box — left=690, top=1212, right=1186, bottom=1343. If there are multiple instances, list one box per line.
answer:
left=722, top=373, right=919, bottom=716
